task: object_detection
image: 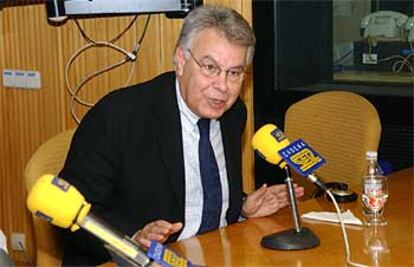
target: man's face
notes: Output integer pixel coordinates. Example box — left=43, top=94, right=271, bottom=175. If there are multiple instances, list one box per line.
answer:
left=175, top=28, right=248, bottom=119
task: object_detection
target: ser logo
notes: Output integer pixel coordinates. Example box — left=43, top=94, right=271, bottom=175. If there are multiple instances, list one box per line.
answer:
left=290, top=148, right=322, bottom=172
left=279, top=139, right=326, bottom=176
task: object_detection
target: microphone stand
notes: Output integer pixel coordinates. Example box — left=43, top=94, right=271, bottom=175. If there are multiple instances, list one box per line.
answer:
left=261, top=166, right=320, bottom=250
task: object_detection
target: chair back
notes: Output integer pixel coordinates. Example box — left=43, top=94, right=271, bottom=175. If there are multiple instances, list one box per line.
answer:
left=284, top=91, right=381, bottom=199
left=24, top=128, right=76, bottom=267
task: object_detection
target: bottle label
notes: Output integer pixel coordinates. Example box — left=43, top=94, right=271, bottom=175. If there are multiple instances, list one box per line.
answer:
left=363, top=180, right=387, bottom=212
left=364, top=182, right=382, bottom=195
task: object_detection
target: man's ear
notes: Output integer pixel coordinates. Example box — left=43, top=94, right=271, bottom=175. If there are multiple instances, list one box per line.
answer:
left=174, top=47, right=186, bottom=76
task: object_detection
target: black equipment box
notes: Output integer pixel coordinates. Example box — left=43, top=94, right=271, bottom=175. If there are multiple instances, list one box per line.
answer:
left=353, top=40, right=412, bottom=72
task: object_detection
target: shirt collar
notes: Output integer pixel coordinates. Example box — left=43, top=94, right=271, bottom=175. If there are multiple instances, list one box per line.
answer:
left=176, top=79, right=199, bottom=130
left=175, top=79, right=219, bottom=129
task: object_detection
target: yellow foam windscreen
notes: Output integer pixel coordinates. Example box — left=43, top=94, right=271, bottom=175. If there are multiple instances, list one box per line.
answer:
left=252, top=124, right=291, bottom=168
left=27, top=174, right=90, bottom=229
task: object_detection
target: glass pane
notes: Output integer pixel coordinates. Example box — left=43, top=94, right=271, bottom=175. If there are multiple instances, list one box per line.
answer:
left=333, top=0, right=413, bottom=85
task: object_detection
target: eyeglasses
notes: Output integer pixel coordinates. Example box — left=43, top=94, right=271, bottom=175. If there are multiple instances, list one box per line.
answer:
left=186, top=49, right=247, bottom=83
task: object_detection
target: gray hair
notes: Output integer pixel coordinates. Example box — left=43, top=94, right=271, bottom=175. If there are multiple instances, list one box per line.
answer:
left=175, top=5, right=255, bottom=65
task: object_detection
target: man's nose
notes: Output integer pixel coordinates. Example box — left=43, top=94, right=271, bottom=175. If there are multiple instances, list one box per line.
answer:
left=214, top=71, right=229, bottom=92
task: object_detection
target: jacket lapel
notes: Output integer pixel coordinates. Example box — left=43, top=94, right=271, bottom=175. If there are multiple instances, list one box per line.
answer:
left=154, top=73, right=185, bottom=215
left=220, top=99, right=244, bottom=222
left=220, top=112, right=241, bottom=220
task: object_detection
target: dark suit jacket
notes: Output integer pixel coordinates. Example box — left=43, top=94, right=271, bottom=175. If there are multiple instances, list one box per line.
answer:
left=59, top=71, right=246, bottom=266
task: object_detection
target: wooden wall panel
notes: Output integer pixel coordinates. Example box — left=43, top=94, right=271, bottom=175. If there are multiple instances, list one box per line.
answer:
left=0, top=1, right=254, bottom=264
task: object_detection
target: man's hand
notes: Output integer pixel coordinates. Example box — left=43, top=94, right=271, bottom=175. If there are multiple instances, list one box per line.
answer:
left=132, top=220, right=183, bottom=249
left=241, top=184, right=304, bottom=218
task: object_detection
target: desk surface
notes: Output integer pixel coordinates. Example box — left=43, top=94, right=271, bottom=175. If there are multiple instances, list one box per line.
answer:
left=169, top=168, right=413, bottom=267
left=334, top=70, right=414, bottom=84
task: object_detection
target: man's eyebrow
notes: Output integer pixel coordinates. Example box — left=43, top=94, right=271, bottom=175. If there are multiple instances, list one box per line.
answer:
left=199, top=55, right=219, bottom=65
left=200, top=55, right=245, bottom=69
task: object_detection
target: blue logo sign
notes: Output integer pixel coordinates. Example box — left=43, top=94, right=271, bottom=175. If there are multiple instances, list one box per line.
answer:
left=147, top=240, right=192, bottom=267
left=278, top=139, right=326, bottom=176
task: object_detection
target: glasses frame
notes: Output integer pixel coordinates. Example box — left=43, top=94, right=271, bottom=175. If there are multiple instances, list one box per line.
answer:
left=186, top=49, right=248, bottom=83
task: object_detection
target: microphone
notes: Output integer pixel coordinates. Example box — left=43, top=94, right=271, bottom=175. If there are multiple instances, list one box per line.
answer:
left=252, top=124, right=326, bottom=250
left=27, top=175, right=192, bottom=267
left=27, top=174, right=150, bottom=266
left=252, top=125, right=367, bottom=266
left=252, top=124, right=328, bottom=192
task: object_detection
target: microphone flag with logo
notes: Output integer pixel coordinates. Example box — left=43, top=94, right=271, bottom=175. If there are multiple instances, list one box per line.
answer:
left=252, top=124, right=328, bottom=191
left=278, top=139, right=326, bottom=177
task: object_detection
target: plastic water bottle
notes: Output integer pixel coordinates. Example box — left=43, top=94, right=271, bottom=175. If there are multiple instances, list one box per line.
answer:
left=361, top=151, right=388, bottom=226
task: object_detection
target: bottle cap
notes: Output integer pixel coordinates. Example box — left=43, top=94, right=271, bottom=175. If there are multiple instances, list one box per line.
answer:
left=366, top=151, right=378, bottom=159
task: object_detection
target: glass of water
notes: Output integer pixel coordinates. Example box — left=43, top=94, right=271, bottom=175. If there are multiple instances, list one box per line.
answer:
left=362, top=175, right=388, bottom=226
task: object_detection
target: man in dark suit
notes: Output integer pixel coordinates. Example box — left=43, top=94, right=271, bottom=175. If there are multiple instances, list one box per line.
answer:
left=59, top=5, right=304, bottom=266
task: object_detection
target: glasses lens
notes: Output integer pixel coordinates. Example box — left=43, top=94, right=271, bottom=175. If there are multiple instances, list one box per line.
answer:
left=201, top=64, right=221, bottom=77
left=188, top=49, right=245, bottom=83
left=227, top=69, right=245, bottom=82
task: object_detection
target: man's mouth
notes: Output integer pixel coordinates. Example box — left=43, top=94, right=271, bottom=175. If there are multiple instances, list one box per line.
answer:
left=208, top=98, right=226, bottom=108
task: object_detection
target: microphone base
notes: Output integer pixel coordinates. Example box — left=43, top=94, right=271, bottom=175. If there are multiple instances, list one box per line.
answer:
left=261, top=227, right=320, bottom=250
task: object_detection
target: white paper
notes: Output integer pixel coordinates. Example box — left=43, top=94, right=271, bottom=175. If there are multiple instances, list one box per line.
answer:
left=301, top=209, right=363, bottom=226
left=0, top=229, right=7, bottom=253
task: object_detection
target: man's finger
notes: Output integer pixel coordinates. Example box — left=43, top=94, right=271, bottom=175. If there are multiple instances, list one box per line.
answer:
left=250, top=184, right=267, bottom=200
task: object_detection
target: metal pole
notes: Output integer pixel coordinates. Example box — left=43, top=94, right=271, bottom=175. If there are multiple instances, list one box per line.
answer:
left=284, top=166, right=302, bottom=233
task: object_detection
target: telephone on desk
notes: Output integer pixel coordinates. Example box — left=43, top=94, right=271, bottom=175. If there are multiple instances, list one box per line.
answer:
left=360, top=11, right=408, bottom=40
left=405, top=16, right=414, bottom=43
